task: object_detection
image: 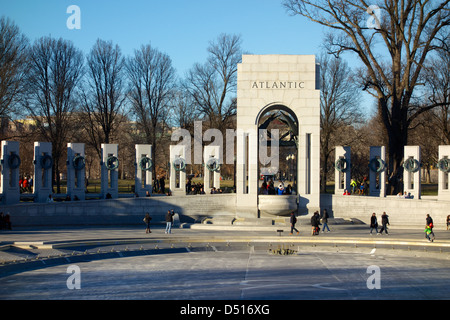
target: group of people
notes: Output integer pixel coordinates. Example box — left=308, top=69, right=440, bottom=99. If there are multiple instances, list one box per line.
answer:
left=186, top=180, right=224, bottom=195
left=259, top=180, right=295, bottom=195
left=348, top=178, right=368, bottom=196
left=370, top=212, right=448, bottom=242
left=143, top=210, right=177, bottom=235
left=19, top=176, right=33, bottom=193
left=369, top=212, right=390, bottom=235
left=143, top=207, right=449, bottom=241
left=152, top=176, right=166, bottom=195
left=310, top=209, right=331, bottom=235
left=289, top=209, right=330, bottom=236
left=290, top=210, right=448, bottom=241
left=396, top=192, right=414, bottom=199
left=0, top=212, right=12, bottom=230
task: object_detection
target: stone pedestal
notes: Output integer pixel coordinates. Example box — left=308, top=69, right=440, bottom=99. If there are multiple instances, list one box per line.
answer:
left=67, top=143, right=86, bottom=201
left=403, top=146, right=421, bottom=199
left=204, top=145, right=221, bottom=193
left=101, top=144, right=119, bottom=199
left=170, top=145, right=187, bottom=196
left=34, top=142, right=53, bottom=203
left=335, top=146, right=351, bottom=195
left=135, top=145, right=153, bottom=197
left=236, top=129, right=258, bottom=218
left=438, top=146, right=450, bottom=201
left=369, top=146, right=386, bottom=197
left=1, top=141, right=21, bottom=204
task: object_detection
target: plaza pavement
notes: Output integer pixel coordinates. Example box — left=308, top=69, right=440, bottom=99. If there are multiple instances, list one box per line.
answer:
left=1, top=222, right=450, bottom=266
left=1, top=222, right=450, bottom=301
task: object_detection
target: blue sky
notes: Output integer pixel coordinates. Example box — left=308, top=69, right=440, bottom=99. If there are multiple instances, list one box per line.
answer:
left=1, top=0, right=375, bottom=113
left=1, top=0, right=327, bottom=75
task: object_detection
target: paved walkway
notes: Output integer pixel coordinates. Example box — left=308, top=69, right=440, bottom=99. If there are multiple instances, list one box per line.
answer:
left=1, top=223, right=449, bottom=263
left=1, top=224, right=450, bottom=301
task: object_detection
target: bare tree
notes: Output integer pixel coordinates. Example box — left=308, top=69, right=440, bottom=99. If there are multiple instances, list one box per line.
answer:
left=424, top=44, right=450, bottom=144
left=169, top=88, right=200, bottom=132
left=184, top=33, right=242, bottom=133
left=81, top=39, right=127, bottom=159
left=284, top=0, right=450, bottom=194
left=24, top=36, right=84, bottom=192
left=0, top=16, right=28, bottom=134
left=319, top=53, right=363, bottom=192
left=126, top=44, right=176, bottom=177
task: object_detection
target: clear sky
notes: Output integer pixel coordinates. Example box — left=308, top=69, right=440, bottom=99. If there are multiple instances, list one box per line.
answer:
left=1, top=0, right=327, bottom=75
left=1, top=0, right=375, bottom=114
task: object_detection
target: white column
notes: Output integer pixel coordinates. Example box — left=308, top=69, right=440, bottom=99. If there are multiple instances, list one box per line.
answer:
left=34, top=142, right=53, bottom=203
left=1, top=141, right=21, bottom=204
left=248, top=129, right=258, bottom=196
left=204, top=145, right=221, bottom=192
left=438, top=146, right=450, bottom=201
left=335, top=146, right=351, bottom=195
left=170, top=145, right=187, bottom=196
left=67, top=143, right=86, bottom=200
left=101, top=144, right=119, bottom=199
left=135, top=145, right=153, bottom=197
left=369, top=146, right=386, bottom=197
left=236, top=129, right=247, bottom=195
left=235, top=128, right=258, bottom=218
left=403, top=146, right=421, bottom=199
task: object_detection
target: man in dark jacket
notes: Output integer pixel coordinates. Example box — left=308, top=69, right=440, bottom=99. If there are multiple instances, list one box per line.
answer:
left=321, top=209, right=330, bottom=233
left=370, top=213, right=379, bottom=235
left=290, top=212, right=299, bottom=235
left=379, top=212, right=390, bottom=235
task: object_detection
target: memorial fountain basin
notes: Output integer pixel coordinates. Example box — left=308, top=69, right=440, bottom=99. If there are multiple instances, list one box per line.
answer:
left=258, top=195, right=297, bottom=217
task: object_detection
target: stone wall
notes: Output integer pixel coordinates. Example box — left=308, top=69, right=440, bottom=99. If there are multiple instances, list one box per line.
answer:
left=321, top=194, right=449, bottom=229
left=1, top=194, right=237, bottom=227
left=2, top=193, right=449, bottom=228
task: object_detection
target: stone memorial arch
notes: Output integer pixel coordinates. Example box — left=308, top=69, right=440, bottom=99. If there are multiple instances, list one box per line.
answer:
left=235, top=55, right=321, bottom=218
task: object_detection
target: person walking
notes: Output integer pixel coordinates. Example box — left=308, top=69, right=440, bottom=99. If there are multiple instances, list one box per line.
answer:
left=425, top=225, right=434, bottom=242
left=370, top=213, right=379, bottom=235
left=290, top=212, right=299, bottom=235
left=143, top=212, right=152, bottom=234
left=165, top=210, right=175, bottom=234
left=321, top=209, right=330, bottom=233
left=446, top=215, right=450, bottom=231
left=311, top=211, right=320, bottom=236
left=350, top=179, right=357, bottom=195
left=426, top=214, right=435, bottom=241
left=379, top=212, right=390, bottom=235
